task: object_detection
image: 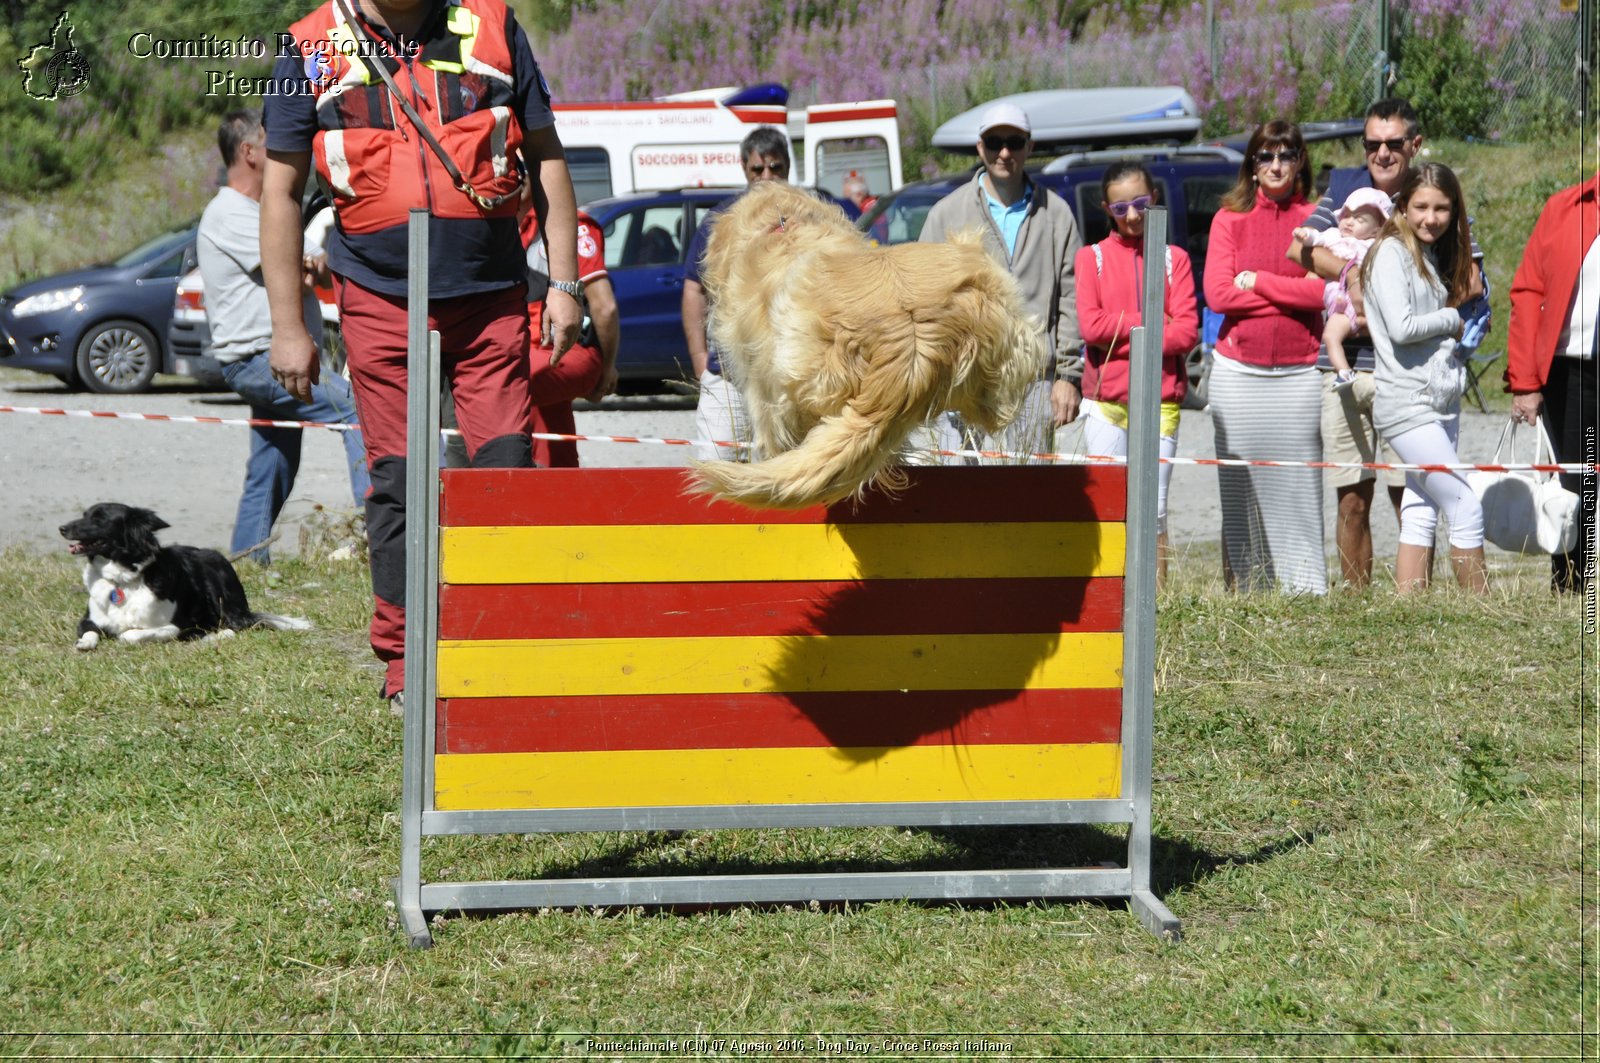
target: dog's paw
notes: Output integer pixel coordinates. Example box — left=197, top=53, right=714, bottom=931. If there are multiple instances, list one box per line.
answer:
left=202, top=629, right=237, bottom=644
left=74, top=631, right=100, bottom=652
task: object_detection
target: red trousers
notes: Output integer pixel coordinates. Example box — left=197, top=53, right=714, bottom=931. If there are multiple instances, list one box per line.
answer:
left=337, top=277, right=535, bottom=698
left=529, top=340, right=602, bottom=468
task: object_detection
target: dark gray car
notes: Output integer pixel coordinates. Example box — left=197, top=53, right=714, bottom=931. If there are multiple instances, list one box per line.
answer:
left=0, top=223, right=197, bottom=393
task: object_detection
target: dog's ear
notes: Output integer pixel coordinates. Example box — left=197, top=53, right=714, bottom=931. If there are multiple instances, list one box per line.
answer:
left=128, top=507, right=170, bottom=534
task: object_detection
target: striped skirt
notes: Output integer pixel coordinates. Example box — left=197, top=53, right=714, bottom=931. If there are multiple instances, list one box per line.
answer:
left=1208, top=356, right=1327, bottom=595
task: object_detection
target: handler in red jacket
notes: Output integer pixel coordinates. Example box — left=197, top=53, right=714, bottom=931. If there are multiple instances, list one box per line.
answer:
left=1506, top=173, right=1599, bottom=593
left=260, top=0, right=581, bottom=707
left=1075, top=161, right=1198, bottom=584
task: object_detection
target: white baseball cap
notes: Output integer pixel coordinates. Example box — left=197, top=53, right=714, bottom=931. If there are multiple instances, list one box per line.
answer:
left=977, top=102, right=1032, bottom=138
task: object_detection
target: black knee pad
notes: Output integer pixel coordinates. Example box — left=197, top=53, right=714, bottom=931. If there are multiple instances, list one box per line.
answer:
left=366, top=455, right=407, bottom=606
left=471, top=432, right=534, bottom=469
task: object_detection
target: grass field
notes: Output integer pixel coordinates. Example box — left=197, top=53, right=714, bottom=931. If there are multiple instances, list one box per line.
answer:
left=1, top=541, right=1590, bottom=1059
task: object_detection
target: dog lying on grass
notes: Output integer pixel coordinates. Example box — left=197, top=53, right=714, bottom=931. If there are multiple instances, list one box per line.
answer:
left=691, top=181, right=1045, bottom=509
left=60, top=502, right=311, bottom=651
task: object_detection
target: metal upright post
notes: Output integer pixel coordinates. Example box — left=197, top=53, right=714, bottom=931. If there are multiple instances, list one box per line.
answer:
left=1124, top=208, right=1180, bottom=941
left=394, top=208, right=439, bottom=949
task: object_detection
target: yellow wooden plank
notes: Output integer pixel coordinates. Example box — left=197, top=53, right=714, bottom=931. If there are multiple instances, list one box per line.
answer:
left=438, top=631, right=1123, bottom=698
left=434, top=742, right=1123, bottom=809
left=441, top=522, right=1124, bottom=584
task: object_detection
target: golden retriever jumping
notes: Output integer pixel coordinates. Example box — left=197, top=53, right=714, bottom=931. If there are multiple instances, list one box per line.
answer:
left=691, top=181, right=1046, bottom=509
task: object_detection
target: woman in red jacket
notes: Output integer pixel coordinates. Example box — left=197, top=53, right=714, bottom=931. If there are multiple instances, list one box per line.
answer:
left=1202, top=120, right=1329, bottom=594
left=1506, top=173, right=1599, bottom=593
left=1076, top=162, right=1199, bottom=584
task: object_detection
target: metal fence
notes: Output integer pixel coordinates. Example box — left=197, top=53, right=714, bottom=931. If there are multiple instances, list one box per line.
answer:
left=904, top=0, right=1584, bottom=143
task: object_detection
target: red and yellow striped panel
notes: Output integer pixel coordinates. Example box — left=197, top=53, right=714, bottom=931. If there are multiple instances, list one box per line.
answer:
left=433, top=467, right=1127, bottom=811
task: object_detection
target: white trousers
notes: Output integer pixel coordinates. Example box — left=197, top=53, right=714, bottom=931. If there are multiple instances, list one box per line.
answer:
left=693, top=370, right=750, bottom=462
left=1081, top=413, right=1178, bottom=535
left=1387, top=416, right=1485, bottom=549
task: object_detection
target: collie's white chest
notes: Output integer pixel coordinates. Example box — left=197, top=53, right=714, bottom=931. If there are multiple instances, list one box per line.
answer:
left=82, top=559, right=173, bottom=635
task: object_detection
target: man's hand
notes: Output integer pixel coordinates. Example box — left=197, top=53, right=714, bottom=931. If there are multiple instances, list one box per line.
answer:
left=1050, top=378, right=1081, bottom=427
left=1511, top=391, right=1543, bottom=425
left=1234, top=271, right=1257, bottom=291
left=302, top=251, right=330, bottom=288
left=269, top=325, right=320, bottom=403
left=543, top=288, right=581, bottom=364
left=1467, top=261, right=1486, bottom=301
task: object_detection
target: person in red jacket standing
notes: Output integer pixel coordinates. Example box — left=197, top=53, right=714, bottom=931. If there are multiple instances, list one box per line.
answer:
left=1075, top=162, right=1198, bottom=584
left=1202, top=120, right=1328, bottom=594
left=521, top=200, right=620, bottom=467
left=1506, top=172, right=1600, bottom=593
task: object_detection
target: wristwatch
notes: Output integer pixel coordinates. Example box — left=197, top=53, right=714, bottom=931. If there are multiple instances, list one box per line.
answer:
left=548, top=279, right=583, bottom=299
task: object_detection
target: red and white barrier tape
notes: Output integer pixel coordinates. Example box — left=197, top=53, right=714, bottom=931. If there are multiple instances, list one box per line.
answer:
left=1, top=403, right=1591, bottom=475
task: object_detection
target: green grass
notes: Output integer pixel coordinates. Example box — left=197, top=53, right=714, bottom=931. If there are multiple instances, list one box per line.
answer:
left=0, top=546, right=1589, bottom=1058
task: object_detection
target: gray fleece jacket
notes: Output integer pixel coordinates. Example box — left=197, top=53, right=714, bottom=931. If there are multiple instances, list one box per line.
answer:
left=919, top=170, right=1083, bottom=382
left=1367, top=238, right=1465, bottom=437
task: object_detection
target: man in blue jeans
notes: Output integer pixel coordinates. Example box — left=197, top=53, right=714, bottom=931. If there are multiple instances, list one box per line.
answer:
left=199, top=110, right=369, bottom=562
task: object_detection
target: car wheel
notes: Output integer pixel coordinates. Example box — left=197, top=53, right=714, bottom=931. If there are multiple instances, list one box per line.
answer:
left=75, top=321, right=159, bottom=394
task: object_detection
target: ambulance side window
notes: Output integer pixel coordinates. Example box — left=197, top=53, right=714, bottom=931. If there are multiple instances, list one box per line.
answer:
left=567, top=148, right=612, bottom=205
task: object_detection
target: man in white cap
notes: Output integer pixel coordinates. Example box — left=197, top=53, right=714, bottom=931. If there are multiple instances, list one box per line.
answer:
left=919, top=101, right=1083, bottom=462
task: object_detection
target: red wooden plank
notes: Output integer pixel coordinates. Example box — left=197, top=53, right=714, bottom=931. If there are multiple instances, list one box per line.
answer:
left=440, top=577, right=1123, bottom=640
left=437, top=688, right=1123, bottom=754
left=439, top=466, right=1127, bottom=527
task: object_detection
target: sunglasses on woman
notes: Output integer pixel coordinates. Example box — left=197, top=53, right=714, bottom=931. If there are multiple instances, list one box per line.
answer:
left=1108, top=195, right=1153, bottom=217
left=982, top=134, right=1028, bottom=153
left=1254, top=148, right=1301, bottom=167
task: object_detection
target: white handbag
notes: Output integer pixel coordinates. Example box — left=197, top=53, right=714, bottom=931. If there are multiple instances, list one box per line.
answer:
left=1466, top=417, right=1579, bottom=555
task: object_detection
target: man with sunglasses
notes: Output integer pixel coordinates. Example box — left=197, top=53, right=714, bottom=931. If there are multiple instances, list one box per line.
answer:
left=1287, top=97, right=1483, bottom=588
left=919, top=102, right=1083, bottom=461
left=682, top=126, right=792, bottom=460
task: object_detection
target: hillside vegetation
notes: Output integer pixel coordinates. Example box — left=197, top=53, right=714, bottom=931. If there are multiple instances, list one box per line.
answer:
left=0, top=0, right=1580, bottom=196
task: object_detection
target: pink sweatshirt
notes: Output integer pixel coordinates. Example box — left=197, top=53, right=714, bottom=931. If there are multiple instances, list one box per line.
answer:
left=1075, top=232, right=1199, bottom=405
left=1202, top=189, right=1325, bottom=368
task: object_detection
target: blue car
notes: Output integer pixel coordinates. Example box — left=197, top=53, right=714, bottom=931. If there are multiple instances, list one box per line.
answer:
left=0, top=222, right=199, bottom=393
left=581, top=186, right=862, bottom=386
left=578, top=187, right=741, bottom=384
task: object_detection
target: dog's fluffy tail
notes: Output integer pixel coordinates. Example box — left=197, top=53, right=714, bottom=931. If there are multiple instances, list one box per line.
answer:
left=246, top=612, right=313, bottom=632
left=691, top=403, right=905, bottom=510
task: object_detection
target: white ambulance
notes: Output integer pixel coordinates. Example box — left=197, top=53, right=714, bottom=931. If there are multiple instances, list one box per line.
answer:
left=551, top=83, right=904, bottom=204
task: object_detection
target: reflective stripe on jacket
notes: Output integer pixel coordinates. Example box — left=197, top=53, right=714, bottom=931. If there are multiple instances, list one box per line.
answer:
left=289, top=0, right=523, bottom=233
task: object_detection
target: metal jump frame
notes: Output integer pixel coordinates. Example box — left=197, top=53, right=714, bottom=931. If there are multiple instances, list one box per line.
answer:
left=392, top=208, right=1181, bottom=947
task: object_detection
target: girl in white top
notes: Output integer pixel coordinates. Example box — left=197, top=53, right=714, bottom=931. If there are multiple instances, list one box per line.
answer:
left=1362, top=162, right=1487, bottom=594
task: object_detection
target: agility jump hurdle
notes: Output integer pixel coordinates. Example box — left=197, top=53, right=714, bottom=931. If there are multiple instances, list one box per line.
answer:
left=392, top=210, right=1180, bottom=947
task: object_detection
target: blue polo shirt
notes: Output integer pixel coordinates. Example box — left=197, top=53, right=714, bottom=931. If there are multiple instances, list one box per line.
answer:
left=984, top=177, right=1033, bottom=257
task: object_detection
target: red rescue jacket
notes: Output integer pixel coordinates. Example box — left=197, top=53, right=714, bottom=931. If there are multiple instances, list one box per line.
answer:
left=289, top=0, right=523, bottom=233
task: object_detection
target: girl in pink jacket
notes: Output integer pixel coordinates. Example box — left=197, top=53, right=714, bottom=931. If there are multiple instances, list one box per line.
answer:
left=1075, top=162, right=1199, bottom=583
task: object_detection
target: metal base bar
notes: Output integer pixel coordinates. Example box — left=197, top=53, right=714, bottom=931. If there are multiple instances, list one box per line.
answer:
left=422, top=799, right=1135, bottom=836
left=391, top=876, right=434, bottom=949
left=1130, top=888, right=1183, bottom=943
left=420, top=866, right=1132, bottom=912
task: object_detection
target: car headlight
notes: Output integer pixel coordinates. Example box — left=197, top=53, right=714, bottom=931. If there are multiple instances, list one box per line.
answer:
left=11, top=286, right=85, bottom=317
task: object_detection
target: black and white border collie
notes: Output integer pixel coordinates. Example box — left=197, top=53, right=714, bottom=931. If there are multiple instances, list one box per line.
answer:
left=59, top=502, right=311, bottom=651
